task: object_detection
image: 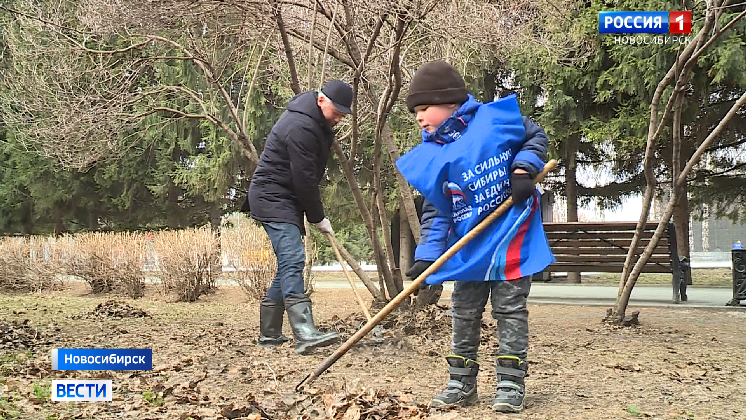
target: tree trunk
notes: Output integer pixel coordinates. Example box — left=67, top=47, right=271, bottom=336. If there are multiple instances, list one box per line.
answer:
left=672, top=137, right=691, bottom=285
left=209, top=202, right=223, bottom=280
left=372, top=122, right=398, bottom=298
left=398, top=206, right=413, bottom=281
left=672, top=187, right=690, bottom=261
left=20, top=201, right=34, bottom=235
left=88, top=206, right=99, bottom=231
left=565, top=144, right=581, bottom=283
left=482, top=69, right=497, bottom=102
left=701, top=203, right=710, bottom=251
left=371, top=192, right=396, bottom=299
left=54, top=207, right=65, bottom=236
left=209, top=203, right=222, bottom=232
left=674, top=193, right=692, bottom=286
left=380, top=115, right=421, bottom=244
left=331, top=140, right=383, bottom=301
left=376, top=191, right=402, bottom=294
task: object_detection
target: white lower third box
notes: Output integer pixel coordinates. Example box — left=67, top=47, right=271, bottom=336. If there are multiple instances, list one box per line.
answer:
left=51, top=380, right=113, bottom=402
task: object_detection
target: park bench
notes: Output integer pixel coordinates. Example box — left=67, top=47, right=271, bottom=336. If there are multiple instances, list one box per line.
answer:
left=541, top=221, right=690, bottom=303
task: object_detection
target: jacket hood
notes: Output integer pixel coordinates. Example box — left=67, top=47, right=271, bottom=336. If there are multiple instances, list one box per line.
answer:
left=422, top=95, right=482, bottom=144
left=286, top=91, right=330, bottom=129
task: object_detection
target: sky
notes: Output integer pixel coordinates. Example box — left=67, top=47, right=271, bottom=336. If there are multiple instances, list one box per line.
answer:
left=597, top=196, right=644, bottom=221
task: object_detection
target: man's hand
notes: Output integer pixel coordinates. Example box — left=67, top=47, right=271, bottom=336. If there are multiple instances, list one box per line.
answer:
left=510, top=170, right=535, bottom=203
left=314, top=218, right=334, bottom=235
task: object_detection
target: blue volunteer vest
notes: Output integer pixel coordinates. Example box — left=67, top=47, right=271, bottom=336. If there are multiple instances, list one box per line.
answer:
left=396, top=95, right=555, bottom=283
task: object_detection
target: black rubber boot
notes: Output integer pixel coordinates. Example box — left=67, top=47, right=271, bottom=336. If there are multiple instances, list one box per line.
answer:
left=257, top=297, right=290, bottom=347
left=285, top=295, right=339, bottom=355
left=430, top=355, right=480, bottom=408
left=492, top=355, right=528, bottom=413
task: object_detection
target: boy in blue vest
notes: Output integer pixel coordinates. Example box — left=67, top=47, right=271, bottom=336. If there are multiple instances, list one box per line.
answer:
left=396, top=61, right=553, bottom=413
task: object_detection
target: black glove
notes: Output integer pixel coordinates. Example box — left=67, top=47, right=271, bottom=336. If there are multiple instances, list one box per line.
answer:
left=406, top=260, right=434, bottom=279
left=406, top=260, right=434, bottom=296
left=510, top=172, right=535, bottom=203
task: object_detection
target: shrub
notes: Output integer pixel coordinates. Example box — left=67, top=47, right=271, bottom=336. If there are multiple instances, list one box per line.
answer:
left=0, top=236, right=61, bottom=292
left=57, top=232, right=146, bottom=298
left=152, top=227, right=219, bottom=302
left=221, top=218, right=275, bottom=300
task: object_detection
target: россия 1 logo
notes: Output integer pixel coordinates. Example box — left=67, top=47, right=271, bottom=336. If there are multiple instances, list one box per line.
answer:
left=599, top=11, right=692, bottom=34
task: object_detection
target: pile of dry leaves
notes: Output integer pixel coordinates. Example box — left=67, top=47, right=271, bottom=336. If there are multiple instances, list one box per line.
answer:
left=320, top=304, right=452, bottom=337
left=0, top=319, right=51, bottom=350
left=71, top=300, right=150, bottom=319
left=318, top=303, right=499, bottom=355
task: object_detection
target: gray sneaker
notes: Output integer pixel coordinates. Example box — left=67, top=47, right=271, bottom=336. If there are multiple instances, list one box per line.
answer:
left=491, top=381, right=525, bottom=413
left=430, top=355, right=479, bottom=409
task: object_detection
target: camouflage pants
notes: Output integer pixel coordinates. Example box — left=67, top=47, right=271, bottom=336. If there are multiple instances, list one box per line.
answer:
left=450, top=277, right=531, bottom=362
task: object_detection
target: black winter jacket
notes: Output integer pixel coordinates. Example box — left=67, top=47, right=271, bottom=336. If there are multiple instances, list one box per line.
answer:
left=247, top=91, right=334, bottom=231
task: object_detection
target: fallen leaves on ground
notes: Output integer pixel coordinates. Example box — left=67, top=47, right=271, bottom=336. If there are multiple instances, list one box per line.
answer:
left=71, top=299, right=150, bottom=319
left=1, top=287, right=745, bottom=420
left=0, top=319, right=52, bottom=350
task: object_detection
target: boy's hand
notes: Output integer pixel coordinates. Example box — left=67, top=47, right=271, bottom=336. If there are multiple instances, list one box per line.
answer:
left=406, top=260, right=434, bottom=280
left=406, top=260, right=435, bottom=296
left=510, top=170, right=535, bottom=203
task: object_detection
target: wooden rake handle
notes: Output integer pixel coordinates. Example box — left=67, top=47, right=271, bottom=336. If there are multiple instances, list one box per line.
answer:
left=296, top=159, right=558, bottom=391
left=325, top=232, right=373, bottom=321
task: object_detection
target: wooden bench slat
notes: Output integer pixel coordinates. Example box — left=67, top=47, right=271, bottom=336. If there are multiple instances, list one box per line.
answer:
left=548, top=254, right=672, bottom=264
left=546, top=239, right=669, bottom=248
left=549, top=247, right=670, bottom=255
left=546, top=263, right=673, bottom=273
left=546, top=232, right=658, bottom=240
left=543, top=222, right=661, bottom=231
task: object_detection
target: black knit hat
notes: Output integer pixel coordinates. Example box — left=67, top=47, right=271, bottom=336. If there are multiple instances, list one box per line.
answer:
left=406, top=61, right=468, bottom=112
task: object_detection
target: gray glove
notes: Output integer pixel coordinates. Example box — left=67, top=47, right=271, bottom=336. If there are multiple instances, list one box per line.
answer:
left=314, top=218, right=334, bottom=235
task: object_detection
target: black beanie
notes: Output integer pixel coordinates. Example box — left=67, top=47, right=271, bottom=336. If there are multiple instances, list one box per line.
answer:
left=406, top=60, right=468, bottom=112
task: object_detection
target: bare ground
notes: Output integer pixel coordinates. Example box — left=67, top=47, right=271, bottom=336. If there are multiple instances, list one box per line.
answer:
left=1, top=283, right=745, bottom=420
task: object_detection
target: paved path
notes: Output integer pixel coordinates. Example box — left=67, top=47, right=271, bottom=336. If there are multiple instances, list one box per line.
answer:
left=314, top=280, right=744, bottom=309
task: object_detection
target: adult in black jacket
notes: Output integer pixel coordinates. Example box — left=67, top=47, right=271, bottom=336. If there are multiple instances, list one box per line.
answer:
left=248, top=80, right=352, bottom=355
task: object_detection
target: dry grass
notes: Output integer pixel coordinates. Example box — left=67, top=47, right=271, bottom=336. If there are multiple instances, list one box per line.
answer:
left=152, top=227, right=220, bottom=302
left=0, top=215, right=282, bottom=301
left=0, top=236, right=61, bottom=292
left=221, top=220, right=276, bottom=300
left=577, top=269, right=732, bottom=287
left=56, top=232, right=147, bottom=298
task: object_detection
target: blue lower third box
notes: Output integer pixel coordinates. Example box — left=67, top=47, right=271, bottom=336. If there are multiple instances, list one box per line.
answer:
left=51, top=349, right=152, bottom=371
left=52, top=380, right=113, bottom=401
